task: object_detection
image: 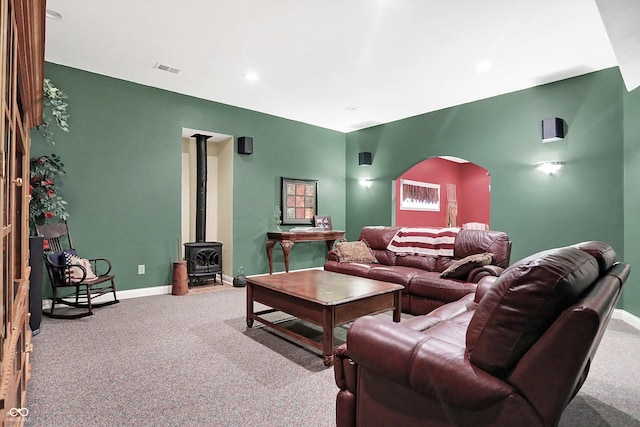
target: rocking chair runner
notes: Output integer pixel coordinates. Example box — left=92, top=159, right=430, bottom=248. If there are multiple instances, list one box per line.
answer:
left=36, top=222, right=119, bottom=319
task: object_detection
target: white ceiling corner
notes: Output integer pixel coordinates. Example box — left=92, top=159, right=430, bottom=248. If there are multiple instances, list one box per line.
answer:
left=595, top=0, right=640, bottom=92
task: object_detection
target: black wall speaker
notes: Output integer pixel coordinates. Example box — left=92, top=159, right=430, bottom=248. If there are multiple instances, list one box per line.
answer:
left=238, top=136, right=253, bottom=155
left=542, top=118, right=564, bottom=143
left=358, top=151, right=372, bottom=166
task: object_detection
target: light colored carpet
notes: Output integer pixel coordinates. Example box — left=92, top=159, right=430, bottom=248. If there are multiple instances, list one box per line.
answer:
left=25, top=287, right=640, bottom=426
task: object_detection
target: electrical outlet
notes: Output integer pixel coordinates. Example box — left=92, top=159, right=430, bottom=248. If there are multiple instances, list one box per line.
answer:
left=138, top=264, right=145, bottom=275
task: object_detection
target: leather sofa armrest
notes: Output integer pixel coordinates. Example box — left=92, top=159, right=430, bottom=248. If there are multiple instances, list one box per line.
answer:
left=467, top=265, right=504, bottom=283
left=474, top=276, right=498, bottom=303
left=334, top=343, right=358, bottom=392
left=327, top=249, right=340, bottom=262
left=346, top=316, right=513, bottom=409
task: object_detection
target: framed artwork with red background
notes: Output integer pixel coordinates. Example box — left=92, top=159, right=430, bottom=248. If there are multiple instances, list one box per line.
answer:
left=281, top=177, right=318, bottom=225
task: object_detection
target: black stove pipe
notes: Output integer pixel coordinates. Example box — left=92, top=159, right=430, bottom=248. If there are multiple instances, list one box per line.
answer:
left=193, top=134, right=211, bottom=242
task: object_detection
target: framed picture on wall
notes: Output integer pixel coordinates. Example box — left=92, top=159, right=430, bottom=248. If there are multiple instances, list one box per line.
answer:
left=314, top=215, right=332, bottom=230
left=281, top=177, right=318, bottom=225
left=400, top=179, right=440, bottom=211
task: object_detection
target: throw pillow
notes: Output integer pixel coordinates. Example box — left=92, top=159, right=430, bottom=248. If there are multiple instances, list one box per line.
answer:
left=63, top=251, right=97, bottom=282
left=335, top=240, right=378, bottom=263
left=440, top=253, right=493, bottom=279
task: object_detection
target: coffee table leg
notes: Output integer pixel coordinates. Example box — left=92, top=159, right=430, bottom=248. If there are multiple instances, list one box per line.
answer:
left=246, top=283, right=254, bottom=328
left=393, top=290, right=401, bottom=322
left=322, top=307, right=335, bottom=366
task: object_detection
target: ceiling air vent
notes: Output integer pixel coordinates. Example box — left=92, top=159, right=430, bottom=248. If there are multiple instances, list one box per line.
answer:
left=154, top=63, right=180, bottom=74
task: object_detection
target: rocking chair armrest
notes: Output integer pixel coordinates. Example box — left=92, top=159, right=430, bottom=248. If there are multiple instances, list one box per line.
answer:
left=88, top=258, right=112, bottom=275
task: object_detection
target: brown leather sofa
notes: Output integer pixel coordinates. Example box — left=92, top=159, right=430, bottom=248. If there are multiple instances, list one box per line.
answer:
left=324, top=226, right=511, bottom=315
left=334, top=241, right=630, bottom=427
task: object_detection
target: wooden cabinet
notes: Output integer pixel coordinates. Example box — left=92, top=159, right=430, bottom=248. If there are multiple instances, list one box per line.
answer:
left=1, top=0, right=45, bottom=425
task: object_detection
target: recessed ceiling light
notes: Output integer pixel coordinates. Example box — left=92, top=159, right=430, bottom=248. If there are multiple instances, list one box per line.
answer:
left=476, top=60, right=492, bottom=72
left=346, top=105, right=357, bottom=110
left=46, top=9, right=63, bottom=20
left=243, top=72, right=259, bottom=82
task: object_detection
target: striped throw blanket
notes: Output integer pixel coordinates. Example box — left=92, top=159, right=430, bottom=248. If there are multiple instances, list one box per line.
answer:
left=387, top=227, right=460, bottom=257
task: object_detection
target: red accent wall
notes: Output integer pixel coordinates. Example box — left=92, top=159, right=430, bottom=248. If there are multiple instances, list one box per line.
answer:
left=395, top=158, right=490, bottom=227
left=458, top=164, right=491, bottom=225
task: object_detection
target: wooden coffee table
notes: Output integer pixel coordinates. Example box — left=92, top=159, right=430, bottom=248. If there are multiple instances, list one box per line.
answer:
left=246, top=269, right=402, bottom=366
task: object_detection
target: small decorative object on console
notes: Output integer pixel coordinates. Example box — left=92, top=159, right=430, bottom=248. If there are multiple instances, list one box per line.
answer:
left=272, top=206, right=282, bottom=231
left=290, top=227, right=324, bottom=232
left=314, top=215, right=332, bottom=230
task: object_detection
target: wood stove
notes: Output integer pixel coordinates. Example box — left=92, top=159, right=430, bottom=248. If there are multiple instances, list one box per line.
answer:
left=183, top=133, right=224, bottom=286
left=184, top=241, right=223, bottom=286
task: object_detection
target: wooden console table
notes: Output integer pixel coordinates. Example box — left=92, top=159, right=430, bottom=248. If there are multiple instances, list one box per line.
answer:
left=266, top=230, right=345, bottom=274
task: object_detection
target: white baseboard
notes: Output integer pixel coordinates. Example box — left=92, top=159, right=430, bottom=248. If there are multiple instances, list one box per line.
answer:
left=613, top=308, right=640, bottom=330
left=42, top=274, right=232, bottom=310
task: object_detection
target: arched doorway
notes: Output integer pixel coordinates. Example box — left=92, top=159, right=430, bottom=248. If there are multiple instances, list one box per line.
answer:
left=393, top=156, right=490, bottom=229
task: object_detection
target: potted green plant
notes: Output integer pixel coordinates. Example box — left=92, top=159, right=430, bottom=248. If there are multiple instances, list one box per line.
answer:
left=29, top=153, right=69, bottom=235
left=30, top=78, right=70, bottom=231
left=29, top=79, right=70, bottom=333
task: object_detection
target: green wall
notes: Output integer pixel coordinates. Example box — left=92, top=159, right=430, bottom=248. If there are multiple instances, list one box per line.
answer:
left=347, top=68, right=633, bottom=313
left=32, top=63, right=346, bottom=292
left=623, top=83, right=640, bottom=315
left=33, top=63, right=638, bottom=317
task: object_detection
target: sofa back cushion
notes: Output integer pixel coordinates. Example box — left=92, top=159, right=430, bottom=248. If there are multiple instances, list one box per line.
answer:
left=466, top=246, right=600, bottom=378
left=454, top=229, right=511, bottom=268
left=395, top=254, right=437, bottom=271
left=359, top=226, right=401, bottom=249
left=359, top=226, right=401, bottom=265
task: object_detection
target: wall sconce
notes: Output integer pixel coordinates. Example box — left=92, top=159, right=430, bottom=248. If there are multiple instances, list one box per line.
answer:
left=541, top=118, right=565, bottom=143
left=358, top=152, right=372, bottom=166
left=535, top=161, right=565, bottom=174
left=359, top=178, right=372, bottom=188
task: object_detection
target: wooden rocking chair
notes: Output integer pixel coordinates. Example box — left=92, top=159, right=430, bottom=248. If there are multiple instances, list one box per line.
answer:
left=37, top=222, right=119, bottom=319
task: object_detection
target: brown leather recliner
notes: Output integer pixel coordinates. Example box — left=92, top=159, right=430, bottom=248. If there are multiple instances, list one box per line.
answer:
left=334, top=241, right=630, bottom=427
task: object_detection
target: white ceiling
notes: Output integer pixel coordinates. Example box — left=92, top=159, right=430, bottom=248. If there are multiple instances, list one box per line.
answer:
left=44, top=0, right=632, bottom=133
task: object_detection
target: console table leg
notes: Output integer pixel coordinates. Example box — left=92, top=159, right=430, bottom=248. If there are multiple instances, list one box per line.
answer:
left=325, top=239, right=335, bottom=251
left=266, top=240, right=276, bottom=274
left=281, top=240, right=293, bottom=273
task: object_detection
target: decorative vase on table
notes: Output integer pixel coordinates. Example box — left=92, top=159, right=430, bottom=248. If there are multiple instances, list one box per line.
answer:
left=273, top=206, right=282, bottom=231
